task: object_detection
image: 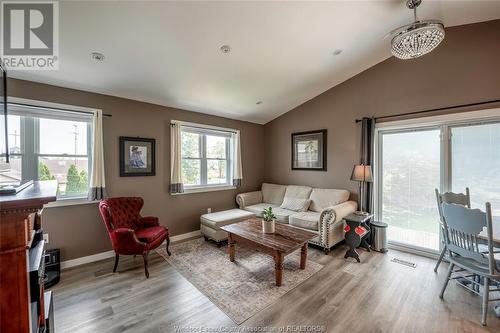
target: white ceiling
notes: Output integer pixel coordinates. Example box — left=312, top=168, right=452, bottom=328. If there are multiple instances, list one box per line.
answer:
left=10, top=1, right=500, bottom=124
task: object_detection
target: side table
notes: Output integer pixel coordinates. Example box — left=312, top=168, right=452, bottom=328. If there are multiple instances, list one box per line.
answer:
left=344, top=213, right=373, bottom=262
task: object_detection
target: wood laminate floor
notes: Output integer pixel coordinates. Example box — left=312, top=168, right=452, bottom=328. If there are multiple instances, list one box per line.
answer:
left=51, top=240, right=500, bottom=333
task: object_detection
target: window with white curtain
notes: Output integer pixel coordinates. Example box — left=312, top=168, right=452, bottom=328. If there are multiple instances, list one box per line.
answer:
left=179, top=124, right=233, bottom=189
left=0, top=103, right=93, bottom=199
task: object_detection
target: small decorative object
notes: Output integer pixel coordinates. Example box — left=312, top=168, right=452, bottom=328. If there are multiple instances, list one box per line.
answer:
left=291, top=129, right=327, bottom=171
left=119, top=137, right=156, bottom=177
left=261, top=207, right=276, bottom=234
left=350, top=164, right=373, bottom=215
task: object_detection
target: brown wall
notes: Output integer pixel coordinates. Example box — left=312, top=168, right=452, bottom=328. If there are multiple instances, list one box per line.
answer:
left=8, top=78, right=265, bottom=260
left=264, top=20, right=500, bottom=198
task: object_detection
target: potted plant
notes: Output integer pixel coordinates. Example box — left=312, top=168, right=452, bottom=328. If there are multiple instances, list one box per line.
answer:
left=262, top=207, right=276, bottom=234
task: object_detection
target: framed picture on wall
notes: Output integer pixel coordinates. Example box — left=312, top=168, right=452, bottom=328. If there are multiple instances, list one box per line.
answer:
left=291, top=129, right=327, bottom=171
left=119, top=137, right=156, bottom=177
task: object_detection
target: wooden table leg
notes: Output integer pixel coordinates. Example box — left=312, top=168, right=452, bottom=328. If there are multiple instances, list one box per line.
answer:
left=300, top=242, right=307, bottom=269
left=228, top=233, right=235, bottom=262
left=274, top=251, right=283, bottom=287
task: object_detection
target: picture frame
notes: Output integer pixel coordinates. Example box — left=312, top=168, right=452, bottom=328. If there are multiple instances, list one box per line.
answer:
left=119, top=137, right=156, bottom=177
left=291, top=129, right=327, bottom=171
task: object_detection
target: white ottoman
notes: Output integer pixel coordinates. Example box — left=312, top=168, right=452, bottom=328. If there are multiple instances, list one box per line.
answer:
left=200, top=209, right=255, bottom=245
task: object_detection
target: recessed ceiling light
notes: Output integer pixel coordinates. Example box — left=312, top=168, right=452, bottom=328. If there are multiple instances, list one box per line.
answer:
left=256, top=101, right=263, bottom=105
left=220, top=45, right=231, bottom=54
left=333, top=49, right=343, bottom=56
left=91, top=52, right=105, bottom=62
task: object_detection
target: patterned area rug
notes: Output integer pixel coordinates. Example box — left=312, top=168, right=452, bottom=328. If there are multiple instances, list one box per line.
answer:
left=156, top=238, right=323, bottom=324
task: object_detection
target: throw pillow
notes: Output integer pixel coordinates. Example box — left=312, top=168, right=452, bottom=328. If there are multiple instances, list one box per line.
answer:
left=280, top=197, right=311, bottom=212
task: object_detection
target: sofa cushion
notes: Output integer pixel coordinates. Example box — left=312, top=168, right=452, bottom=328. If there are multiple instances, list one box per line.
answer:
left=284, top=185, right=312, bottom=199
left=244, top=203, right=280, bottom=217
left=272, top=207, right=296, bottom=224
left=244, top=204, right=294, bottom=224
left=280, top=197, right=311, bottom=212
left=201, top=209, right=255, bottom=229
left=309, top=188, right=350, bottom=212
left=262, top=183, right=287, bottom=205
left=289, top=211, right=321, bottom=231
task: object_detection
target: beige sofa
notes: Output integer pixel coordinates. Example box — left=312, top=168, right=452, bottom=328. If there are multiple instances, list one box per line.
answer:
left=236, top=183, right=357, bottom=253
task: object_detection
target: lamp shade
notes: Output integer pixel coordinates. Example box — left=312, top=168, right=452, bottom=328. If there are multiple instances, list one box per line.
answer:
left=350, top=164, right=373, bottom=182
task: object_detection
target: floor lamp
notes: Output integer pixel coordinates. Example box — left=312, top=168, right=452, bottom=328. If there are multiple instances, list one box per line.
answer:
left=350, top=164, right=373, bottom=215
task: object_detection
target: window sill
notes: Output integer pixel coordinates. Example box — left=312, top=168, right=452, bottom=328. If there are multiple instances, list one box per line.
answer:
left=46, top=197, right=99, bottom=208
left=172, top=185, right=237, bottom=195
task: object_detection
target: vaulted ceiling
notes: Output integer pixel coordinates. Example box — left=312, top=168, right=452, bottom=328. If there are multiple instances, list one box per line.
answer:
left=10, top=1, right=500, bottom=124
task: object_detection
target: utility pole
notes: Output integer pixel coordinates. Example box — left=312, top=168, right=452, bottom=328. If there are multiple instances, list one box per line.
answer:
left=12, top=130, right=20, bottom=153
left=72, top=124, right=78, bottom=165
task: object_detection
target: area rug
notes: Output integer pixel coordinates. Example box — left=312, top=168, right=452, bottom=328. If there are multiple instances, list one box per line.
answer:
left=156, top=238, right=323, bottom=324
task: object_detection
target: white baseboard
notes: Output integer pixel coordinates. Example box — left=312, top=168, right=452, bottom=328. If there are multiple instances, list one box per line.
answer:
left=170, top=229, right=201, bottom=242
left=61, top=229, right=201, bottom=270
left=61, top=250, right=115, bottom=270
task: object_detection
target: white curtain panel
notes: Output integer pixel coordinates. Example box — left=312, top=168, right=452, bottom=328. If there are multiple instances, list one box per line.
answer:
left=88, top=109, right=107, bottom=200
left=170, top=123, right=184, bottom=194
left=232, top=130, right=243, bottom=187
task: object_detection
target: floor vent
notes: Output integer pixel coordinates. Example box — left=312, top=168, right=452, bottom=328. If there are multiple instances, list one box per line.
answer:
left=391, top=257, right=417, bottom=268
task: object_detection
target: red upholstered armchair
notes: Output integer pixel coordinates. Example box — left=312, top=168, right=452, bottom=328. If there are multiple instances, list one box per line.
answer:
left=98, top=197, right=170, bottom=278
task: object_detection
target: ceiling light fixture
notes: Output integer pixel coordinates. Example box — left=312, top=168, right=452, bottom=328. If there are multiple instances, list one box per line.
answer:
left=220, top=45, right=231, bottom=54
left=389, top=0, right=445, bottom=60
left=91, top=52, right=105, bottom=62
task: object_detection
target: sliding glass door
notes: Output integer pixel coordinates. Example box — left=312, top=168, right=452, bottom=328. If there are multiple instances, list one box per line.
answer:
left=378, top=128, right=441, bottom=251
left=451, top=122, right=500, bottom=216
left=376, top=118, right=500, bottom=253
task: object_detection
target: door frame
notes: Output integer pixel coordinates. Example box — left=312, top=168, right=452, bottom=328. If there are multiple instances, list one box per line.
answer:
left=373, top=108, right=500, bottom=255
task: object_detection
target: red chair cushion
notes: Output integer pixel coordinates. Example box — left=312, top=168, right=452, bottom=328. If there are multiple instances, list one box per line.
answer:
left=135, top=226, right=168, bottom=244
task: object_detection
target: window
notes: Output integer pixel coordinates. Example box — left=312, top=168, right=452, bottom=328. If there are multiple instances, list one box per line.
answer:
left=375, top=109, right=500, bottom=253
left=451, top=122, right=500, bottom=216
left=179, top=123, right=233, bottom=190
left=0, top=102, right=93, bottom=199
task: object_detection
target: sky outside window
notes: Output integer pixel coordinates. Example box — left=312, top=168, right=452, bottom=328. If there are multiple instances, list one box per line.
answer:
left=39, top=118, right=88, bottom=155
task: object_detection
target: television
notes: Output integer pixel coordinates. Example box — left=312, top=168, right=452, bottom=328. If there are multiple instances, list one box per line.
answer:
left=0, top=60, right=7, bottom=164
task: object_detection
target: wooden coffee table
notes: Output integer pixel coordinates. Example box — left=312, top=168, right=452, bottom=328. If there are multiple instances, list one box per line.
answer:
left=220, top=218, right=317, bottom=286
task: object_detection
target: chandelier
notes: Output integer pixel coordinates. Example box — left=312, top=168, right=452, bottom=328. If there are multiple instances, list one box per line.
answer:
left=390, top=0, right=445, bottom=60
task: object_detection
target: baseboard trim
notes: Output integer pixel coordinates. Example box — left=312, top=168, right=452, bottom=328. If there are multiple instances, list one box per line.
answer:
left=61, top=229, right=201, bottom=270
left=61, top=250, right=115, bottom=270
left=170, top=229, right=201, bottom=242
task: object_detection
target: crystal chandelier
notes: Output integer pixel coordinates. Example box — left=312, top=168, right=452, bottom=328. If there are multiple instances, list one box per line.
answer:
left=390, top=0, right=445, bottom=60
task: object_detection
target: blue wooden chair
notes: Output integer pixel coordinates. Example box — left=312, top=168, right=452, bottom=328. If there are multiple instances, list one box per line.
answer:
left=439, top=202, right=500, bottom=326
left=434, top=188, right=471, bottom=272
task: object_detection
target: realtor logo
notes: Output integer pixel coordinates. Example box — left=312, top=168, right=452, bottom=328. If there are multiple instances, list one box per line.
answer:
left=1, top=1, right=59, bottom=70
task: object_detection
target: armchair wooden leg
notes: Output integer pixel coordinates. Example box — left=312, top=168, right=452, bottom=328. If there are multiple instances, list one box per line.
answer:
left=143, top=252, right=150, bottom=278
left=166, top=236, right=171, bottom=256
left=113, top=254, right=119, bottom=273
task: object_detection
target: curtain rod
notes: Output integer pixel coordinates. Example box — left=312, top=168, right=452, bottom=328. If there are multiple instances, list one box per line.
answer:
left=171, top=121, right=237, bottom=134
left=9, top=102, right=112, bottom=117
left=355, top=98, right=500, bottom=123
